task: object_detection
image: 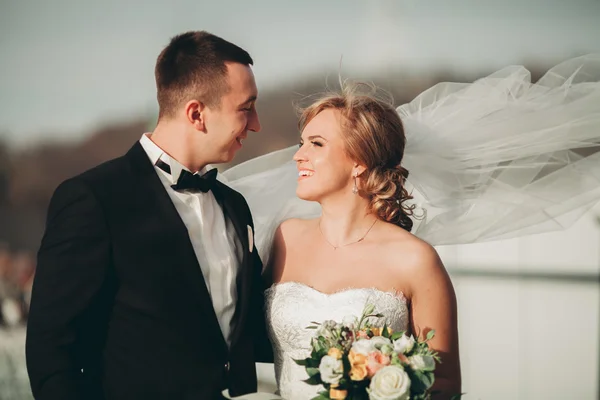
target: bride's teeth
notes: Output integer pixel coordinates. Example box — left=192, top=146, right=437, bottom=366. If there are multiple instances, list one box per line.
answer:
left=299, top=170, right=314, bottom=177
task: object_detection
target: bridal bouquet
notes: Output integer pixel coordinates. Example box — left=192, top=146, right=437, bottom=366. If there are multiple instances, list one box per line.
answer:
left=294, top=304, right=440, bottom=400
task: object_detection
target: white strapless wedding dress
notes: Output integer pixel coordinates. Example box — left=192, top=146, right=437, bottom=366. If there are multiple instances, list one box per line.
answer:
left=264, top=282, right=410, bottom=400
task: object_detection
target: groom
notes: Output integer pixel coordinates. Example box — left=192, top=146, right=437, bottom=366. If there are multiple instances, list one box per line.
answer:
left=25, top=31, right=272, bottom=400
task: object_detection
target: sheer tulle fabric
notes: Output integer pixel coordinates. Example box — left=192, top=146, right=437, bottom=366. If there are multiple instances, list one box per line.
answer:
left=220, top=54, right=600, bottom=262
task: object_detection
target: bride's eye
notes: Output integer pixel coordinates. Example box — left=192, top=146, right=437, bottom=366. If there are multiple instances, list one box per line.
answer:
left=311, top=141, right=323, bottom=147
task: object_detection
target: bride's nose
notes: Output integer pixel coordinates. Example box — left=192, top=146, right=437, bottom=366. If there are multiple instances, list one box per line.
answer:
left=293, top=145, right=307, bottom=162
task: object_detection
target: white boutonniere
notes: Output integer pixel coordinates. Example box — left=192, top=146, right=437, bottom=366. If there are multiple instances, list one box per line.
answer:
left=247, top=225, right=254, bottom=252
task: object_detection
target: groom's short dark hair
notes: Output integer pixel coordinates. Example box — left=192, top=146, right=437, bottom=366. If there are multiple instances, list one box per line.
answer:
left=155, top=31, right=253, bottom=119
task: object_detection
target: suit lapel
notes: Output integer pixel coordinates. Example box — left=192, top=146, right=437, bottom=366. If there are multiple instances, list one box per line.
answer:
left=212, top=181, right=251, bottom=346
left=125, top=142, right=228, bottom=351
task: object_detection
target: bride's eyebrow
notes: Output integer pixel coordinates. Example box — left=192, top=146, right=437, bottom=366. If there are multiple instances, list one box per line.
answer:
left=307, top=135, right=328, bottom=141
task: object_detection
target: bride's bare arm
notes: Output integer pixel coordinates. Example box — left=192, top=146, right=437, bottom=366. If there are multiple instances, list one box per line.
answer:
left=266, top=218, right=302, bottom=285
left=405, top=241, right=461, bottom=399
left=266, top=224, right=286, bottom=285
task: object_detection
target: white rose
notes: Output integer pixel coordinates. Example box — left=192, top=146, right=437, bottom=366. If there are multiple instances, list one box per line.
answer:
left=380, top=344, right=394, bottom=356
left=351, top=339, right=375, bottom=355
left=368, top=366, right=411, bottom=400
left=370, top=336, right=392, bottom=349
left=393, top=334, right=415, bottom=354
left=342, top=315, right=359, bottom=330
left=318, top=355, right=343, bottom=385
left=409, top=354, right=436, bottom=371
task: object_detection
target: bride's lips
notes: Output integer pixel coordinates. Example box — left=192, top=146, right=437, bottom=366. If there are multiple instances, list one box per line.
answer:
left=298, top=168, right=314, bottom=180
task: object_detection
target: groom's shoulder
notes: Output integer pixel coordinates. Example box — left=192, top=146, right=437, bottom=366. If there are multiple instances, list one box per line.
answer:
left=47, top=153, right=130, bottom=209
left=74, top=153, right=130, bottom=185
left=55, top=146, right=135, bottom=197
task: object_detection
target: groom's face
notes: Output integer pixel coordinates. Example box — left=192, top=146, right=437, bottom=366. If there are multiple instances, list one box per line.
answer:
left=201, top=62, right=261, bottom=163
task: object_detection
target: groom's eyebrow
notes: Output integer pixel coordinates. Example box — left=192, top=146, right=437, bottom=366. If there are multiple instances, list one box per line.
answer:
left=239, top=95, right=257, bottom=106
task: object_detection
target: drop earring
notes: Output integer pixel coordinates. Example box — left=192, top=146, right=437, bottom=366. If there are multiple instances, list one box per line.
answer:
left=352, top=174, right=358, bottom=194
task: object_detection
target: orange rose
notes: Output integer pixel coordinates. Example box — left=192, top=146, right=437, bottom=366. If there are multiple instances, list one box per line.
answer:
left=370, top=327, right=381, bottom=337
left=348, top=350, right=367, bottom=365
left=328, top=347, right=343, bottom=360
left=329, top=387, right=348, bottom=399
left=349, top=362, right=368, bottom=381
left=348, top=350, right=369, bottom=381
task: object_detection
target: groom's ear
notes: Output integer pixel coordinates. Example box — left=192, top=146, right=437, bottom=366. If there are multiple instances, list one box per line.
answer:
left=185, top=100, right=207, bottom=132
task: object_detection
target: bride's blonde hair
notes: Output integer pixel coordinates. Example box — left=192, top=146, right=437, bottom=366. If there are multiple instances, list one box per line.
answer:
left=298, top=81, right=415, bottom=232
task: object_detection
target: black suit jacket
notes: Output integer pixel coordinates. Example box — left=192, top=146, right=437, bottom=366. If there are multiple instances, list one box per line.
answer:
left=26, top=142, right=273, bottom=400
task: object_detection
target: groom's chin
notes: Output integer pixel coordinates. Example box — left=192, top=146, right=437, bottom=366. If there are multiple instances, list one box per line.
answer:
left=221, top=148, right=239, bottom=164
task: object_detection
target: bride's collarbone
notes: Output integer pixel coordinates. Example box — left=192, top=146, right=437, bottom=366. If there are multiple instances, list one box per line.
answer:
left=289, top=240, right=379, bottom=263
left=281, top=235, right=414, bottom=295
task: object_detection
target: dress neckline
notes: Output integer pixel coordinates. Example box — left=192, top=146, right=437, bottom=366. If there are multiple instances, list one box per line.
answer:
left=268, top=281, right=407, bottom=302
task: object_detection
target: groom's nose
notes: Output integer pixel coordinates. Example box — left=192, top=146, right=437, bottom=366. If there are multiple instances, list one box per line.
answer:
left=248, top=108, right=261, bottom=133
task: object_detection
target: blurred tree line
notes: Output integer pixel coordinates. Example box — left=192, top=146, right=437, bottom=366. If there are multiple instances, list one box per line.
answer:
left=0, top=66, right=549, bottom=254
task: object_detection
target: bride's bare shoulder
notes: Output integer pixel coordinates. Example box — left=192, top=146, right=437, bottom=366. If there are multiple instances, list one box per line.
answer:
left=269, top=218, right=317, bottom=282
left=379, top=222, right=444, bottom=274
left=276, top=218, right=317, bottom=240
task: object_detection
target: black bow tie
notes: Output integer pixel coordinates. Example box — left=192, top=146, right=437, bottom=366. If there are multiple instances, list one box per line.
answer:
left=156, top=159, right=218, bottom=193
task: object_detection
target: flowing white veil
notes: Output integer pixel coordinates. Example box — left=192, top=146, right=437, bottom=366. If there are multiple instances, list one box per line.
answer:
left=220, top=54, right=600, bottom=264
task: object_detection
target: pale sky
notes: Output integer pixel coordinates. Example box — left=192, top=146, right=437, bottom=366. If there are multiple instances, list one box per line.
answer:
left=1, top=0, right=599, bottom=147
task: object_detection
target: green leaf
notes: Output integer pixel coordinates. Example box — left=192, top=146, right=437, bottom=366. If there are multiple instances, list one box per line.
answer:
left=382, top=322, right=390, bottom=338
left=408, top=369, right=435, bottom=393
left=312, top=348, right=327, bottom=362
left=426, top=329, right=436, bottom=341
left=390, top=353, right=403, bottom=366
left=390, top=331, right=405, bottom=341
left=314, top=338, right=327, bottom=353
left=310, top=394, right=330, bottom=400
left=303, top=373, right=322, bottom=386
left=293, top=358, right=310, bottom=366
left=306, top=367, right=320, bottom=377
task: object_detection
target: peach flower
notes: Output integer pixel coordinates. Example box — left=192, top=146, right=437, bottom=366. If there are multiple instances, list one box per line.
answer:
left=367, top=351, right=391, bottom=378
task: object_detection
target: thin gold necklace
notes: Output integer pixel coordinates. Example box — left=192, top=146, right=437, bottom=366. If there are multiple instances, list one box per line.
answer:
left=318, top=218, right=378, bottom=250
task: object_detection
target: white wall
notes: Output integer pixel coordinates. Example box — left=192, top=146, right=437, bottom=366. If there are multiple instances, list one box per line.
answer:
left=442, top=203, right=600, bottom=399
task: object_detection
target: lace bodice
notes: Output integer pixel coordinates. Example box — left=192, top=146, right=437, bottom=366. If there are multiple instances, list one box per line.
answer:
left=265, top=282, right=409, bottom=399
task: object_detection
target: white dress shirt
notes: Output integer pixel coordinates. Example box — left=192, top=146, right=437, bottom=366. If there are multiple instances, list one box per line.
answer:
left=139, top=133, right=241, bottom=346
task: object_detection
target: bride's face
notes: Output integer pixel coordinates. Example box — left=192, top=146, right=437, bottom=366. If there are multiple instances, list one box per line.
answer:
left=294, top=109, right=356, bottom=201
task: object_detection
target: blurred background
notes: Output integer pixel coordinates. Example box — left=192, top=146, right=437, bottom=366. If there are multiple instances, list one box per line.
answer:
left=1, top=0, right=600, bottom=398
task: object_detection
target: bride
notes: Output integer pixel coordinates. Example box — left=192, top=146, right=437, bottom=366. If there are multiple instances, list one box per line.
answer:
left=265, top=86, right=460, bottom=399
left=222, top=54, right=600, bottom=399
